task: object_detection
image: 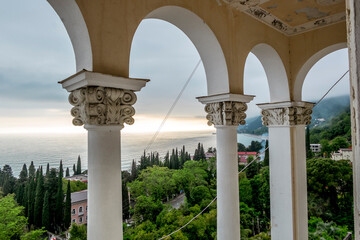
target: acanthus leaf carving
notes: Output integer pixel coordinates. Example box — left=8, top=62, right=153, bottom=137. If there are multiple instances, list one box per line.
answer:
left=261, top=106, right=313, bottom=126
left=205, top=101, right=248, bottom=126
left=68, top=86, right=137, bottom=128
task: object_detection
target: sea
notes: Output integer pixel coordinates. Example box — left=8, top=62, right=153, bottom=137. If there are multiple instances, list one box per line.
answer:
left=0, top=131, right=265, bottom=177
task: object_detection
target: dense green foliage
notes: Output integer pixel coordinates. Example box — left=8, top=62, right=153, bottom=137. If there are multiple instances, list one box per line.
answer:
left=0, top=194, right=46, bottom=240
left=69, top=223, right=87, bottom=240
left=0, top=157, right=86, bottom=235
left=310, top=109, right=351, bottom=144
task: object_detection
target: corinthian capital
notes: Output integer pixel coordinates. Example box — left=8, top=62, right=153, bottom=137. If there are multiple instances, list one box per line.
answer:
left=204, top=101, right=248, bottom=126
left=257, top=101, right=314, bottom=126
left=197, top=93, right=254, bottom=127
left=69, top=87, right=136, bottom=127
left=59, top=70, right=149, bottom=128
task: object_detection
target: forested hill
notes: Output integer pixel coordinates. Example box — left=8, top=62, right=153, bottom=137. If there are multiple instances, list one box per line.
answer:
left=238, top=95, right=350, bottom=135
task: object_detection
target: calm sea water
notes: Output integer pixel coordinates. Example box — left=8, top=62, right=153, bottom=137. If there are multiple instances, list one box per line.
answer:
left=0, top=131, right=262, bottom=177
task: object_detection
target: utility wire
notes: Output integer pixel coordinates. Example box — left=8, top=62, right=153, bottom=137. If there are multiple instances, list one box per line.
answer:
left=145, top=59, right=202, bottom=152
left=158, top=147, right=268, bottom=240
left=314, top=70, right=349, bottom=107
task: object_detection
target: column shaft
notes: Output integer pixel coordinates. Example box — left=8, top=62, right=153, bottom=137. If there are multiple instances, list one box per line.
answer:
left=268, top=126, right=308, bottom=240
left=216, top=126, right=240, bottom=240
left=87, top=126, right=123, bottom=240
left=346, top=0, right=360, bottom=237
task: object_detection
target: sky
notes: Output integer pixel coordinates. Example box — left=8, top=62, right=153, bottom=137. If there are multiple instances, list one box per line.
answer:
left=0, top=0, right=351, bottom=134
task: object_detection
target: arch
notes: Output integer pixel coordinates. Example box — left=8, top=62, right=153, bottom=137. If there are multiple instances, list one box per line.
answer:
left=144, top=6, right=229, bottom=95
left=293, top=42, right=347, bottom=101
left=250, top=43, right=290, bottom=102
left=47, top=0, right=92, bottom=72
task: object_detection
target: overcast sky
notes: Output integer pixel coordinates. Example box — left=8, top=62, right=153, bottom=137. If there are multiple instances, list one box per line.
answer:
left=0, top=0, right=350, bottom=134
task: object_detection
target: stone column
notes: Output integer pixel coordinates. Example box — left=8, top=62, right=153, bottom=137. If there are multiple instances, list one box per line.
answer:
left=60, top=70, right=148, bottom=240
left=345, top=0, right=360, bottom=237
left=198, top=93, right=254, bottom=240
left=257, top=101, right=314, bottom=240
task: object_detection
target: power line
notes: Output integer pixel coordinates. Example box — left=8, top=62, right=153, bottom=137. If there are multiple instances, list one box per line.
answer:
left=314, top=70, right=349, bottom=107
left=158, top=147, right=268, bottom=240
left=145, top=59, right=202, bottom=152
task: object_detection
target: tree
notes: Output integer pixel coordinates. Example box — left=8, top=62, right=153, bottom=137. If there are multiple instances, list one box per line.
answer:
left=131, top=160, right=137, bottom=181
left=46, top=163, right=50, bottom=176
left=66, top=167, right=70, bottom=177
left=263, top=140, right=269, bottom=167
left=55, top=167, right=64, bottom=229
left=69, top=223, right=87, bottom=240
left=73, top=164, right=76, bottom=176
left=77, top=156, right=82, bottom=175
left=0, top=194, right=27, bottom=240
left=306, top=126, right=313, bottom=158
left=247, top=141, right=263, bottom=152
left=28, top=162, right=35, bottom=178
left=238, top=143, right=247, bottom=152
left=42, top=191, right=50, bottom=230
left=64, top=181, right=71, bottom=229
left=34, top=167, right=44, bottom=227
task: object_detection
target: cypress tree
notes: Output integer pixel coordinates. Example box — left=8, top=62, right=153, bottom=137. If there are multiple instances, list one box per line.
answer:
left=55, top=167, right=64, bottom=229
left=42, top=191, right=50, bottom=230
left=200, top=144, right=206, bottom=160
left=23, top=183, right=29, bottom=217
left=131, top=160, right=137, bottom=181
left=77, top=156, right=82, bottom=174
left=66, top=167, right=70, bottom=177
left=28, top=175, right=36, bottom=225
left=264, top=140, right=269, bottom=167
left=64, top=181, right=71, bottom=229
left=45, top=169, right=58, bottom=231
left=164, top=151, right=170, bottom=168
left=19, top=164, right=28, bottom=182
left=29, top=161, right=35, bottom=178
left=46, top=163, right=50, bottom=176
left=34, top=167, right=44, bottom=227
left=59, top=160, right=64, bottom=179
left=73, top=164, right=76, bottom=176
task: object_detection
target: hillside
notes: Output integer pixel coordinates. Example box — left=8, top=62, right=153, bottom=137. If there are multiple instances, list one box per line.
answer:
left=238, top=95, right=350, bottom=135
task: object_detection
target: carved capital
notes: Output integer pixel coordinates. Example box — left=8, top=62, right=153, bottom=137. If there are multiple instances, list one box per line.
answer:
left=68, top=86, right=137, bottom=128
left=260, top=105, right=313, bottom=126
left=204, top=101, right=248, bottom=126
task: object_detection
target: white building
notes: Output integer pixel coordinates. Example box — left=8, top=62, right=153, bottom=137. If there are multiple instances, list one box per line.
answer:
left=332, top=148, right=353, bottom=162
left=310, top=144, right=322, bottom=153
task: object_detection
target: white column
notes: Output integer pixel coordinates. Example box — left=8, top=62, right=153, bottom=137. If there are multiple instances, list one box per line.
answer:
left=198, top=93, right=254, bottom=240
left=216, top=125, right=240, bottom=240
left=345, top=0, right=360, bottom=237
left=59, top=71, right=148, bottom=240
left=87, top=125, right=123, bottom=239
left=258, top=101, right=314, bottom=240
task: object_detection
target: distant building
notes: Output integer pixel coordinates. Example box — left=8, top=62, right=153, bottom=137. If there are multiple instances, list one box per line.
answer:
left=238, top=152, right=258, bottom=165
left=310, top=144, right=322, bottom=153
left=65, top=174, right=88, bottom=183
left=332, top=148, right=353, bottom=162
left=71, top=190, right=88, bottom=225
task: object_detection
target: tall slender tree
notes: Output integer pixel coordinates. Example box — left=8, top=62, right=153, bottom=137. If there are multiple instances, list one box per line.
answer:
left=29, top=161, right=35, bottom=178
left=131, top=160, right=137, bottom=181
left=46, top=163, right=50, bottom=176
left=55, top=165, right=64, bottom=229
left=42, top=191, right=50, bottom=230
left=77, top=156, right=82, bottom=174
left=64, top=181, right=72, bottom=229
left=66, top=167, right=70, bottom=177
left=34, top=167, right=44, bottom=227
left=73, top=164, right=76, bottom=176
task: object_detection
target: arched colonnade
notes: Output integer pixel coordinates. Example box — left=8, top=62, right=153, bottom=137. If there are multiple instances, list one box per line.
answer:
left=47, top=0, right=358, bottom=239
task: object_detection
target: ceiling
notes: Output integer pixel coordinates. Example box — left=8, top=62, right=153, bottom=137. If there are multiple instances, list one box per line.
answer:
left=221, top=0, right=346, bottom=35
